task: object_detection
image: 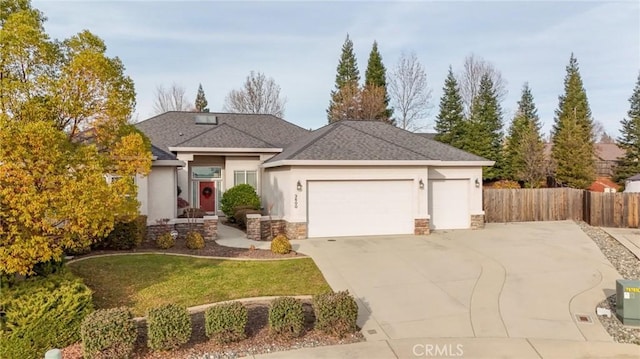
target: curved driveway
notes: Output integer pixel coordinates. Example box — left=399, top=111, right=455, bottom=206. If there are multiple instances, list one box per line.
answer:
left=294, top=221, right=637, bottom=357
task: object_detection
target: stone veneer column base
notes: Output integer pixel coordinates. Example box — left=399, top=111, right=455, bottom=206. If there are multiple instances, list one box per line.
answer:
left=285, top=222, right=307, bottom=240
left=414, top=218, right=430, bottom=235
left=246, top=214, right=262, bottom=241
left=203, top=216, right=218, bottom=241
left=470, top=214, right=485, bottom=229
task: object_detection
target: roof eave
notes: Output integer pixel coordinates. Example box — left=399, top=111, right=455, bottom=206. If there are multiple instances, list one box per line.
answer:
left=168, top=147, right=283, bottom=153
left=262, top=160, right=495, bottom=168
left=152, top=159, right=186, bottom=167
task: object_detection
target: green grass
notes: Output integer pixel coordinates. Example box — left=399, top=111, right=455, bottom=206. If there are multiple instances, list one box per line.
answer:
left=68, top=254, right=331, bottom=316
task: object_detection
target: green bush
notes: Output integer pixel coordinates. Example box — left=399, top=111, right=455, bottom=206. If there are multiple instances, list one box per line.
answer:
left=97, top=215, right=148, bottom=250
left=185, top=231, right=205, bottom=249
left=0, top=272, right=94, bottom=359
left=156, top=232, right=174, bottom=249
left=146, top=304, right=192, bottom=351
left=268, top=297, right=304, bottom=338
left=234, top=207, right=263, bottom=228
left=220, top=184, right=260, bottom=218
left=81, top=307, right=137, bottom=359
left=204, top=302, right=247, bottom=344
left=270, top=234, right=292, bottom=254
left=313, top=290, right=358, bottom=338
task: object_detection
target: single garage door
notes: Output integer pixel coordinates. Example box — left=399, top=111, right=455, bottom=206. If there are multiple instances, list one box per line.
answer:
left=307, top=180, right=414, bottom=238
left=428, top=179, right=470, bottom=229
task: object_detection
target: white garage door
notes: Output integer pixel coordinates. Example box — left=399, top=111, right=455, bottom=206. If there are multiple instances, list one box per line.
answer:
left=428, top=179, right=470, bottom=229
left=308, top=180, right=414, bottom=238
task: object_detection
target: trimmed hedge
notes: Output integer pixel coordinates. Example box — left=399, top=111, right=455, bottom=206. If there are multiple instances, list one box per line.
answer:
left=0, top=272, right=94, bottom=359
left=268, top=297, right=304, bottom=338
left=270, top=234, right=292, bottom=254
left=81, top=307, right=137, bottom=359
left=204, top=302, right=247, bottom=344
left=313, top=291, right=358, bottom=338
left=97, top=215, right=148, bottom=250
left=220, top=184, right=260, bottom=219
left=146, top=304, right=191, bottom=351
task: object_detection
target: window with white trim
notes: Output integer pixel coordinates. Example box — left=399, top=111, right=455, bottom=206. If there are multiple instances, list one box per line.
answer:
left=234, top=170, right=257, bottom=188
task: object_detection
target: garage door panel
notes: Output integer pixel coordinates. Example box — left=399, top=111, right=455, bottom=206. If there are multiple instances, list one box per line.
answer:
left=428, top=179, right=470, bottom=230
left=308, top=180, right=414, bottom=238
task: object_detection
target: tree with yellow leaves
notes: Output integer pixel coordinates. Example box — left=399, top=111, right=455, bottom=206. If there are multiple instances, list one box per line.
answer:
left=0, top=0, right=151, bottom=275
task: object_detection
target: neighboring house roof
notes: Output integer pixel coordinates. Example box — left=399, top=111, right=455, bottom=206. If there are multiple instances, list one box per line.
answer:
left=135, top=112, right=310, bottom=153
left=627, top=174, right=640, bottom=181
left=266, top=121, right=489, bottom=163
left=588, top=177, right=620, bottom=192
left=596, top=143, right=624, bottom=161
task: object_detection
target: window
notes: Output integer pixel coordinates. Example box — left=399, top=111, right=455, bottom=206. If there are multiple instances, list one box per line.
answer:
left=192, top=166, right=221, bottom=179
left=234, top=170, right=257, bottom=188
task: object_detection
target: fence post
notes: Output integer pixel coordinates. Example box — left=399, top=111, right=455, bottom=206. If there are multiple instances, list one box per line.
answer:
left=44, top=349, right=62, bottom=359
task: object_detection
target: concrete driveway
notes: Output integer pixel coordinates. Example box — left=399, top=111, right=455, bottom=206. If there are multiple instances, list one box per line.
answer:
left=294, top=221, right=636, bottom=357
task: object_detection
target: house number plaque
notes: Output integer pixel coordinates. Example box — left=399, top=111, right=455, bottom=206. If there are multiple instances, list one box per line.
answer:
left=294, top=194, right=298, bottom=208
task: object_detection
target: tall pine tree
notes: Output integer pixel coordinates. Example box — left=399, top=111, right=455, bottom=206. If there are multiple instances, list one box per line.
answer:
left=551, top=54, right=595, bottom=188
left=195, top=83, right=209, bottom=112
left=327, top=34, right=360, bottom=123
left=503, top=83, right=546, bottom=187
left=464, top=74, right=503, bottom=180
left=364, top=41, right=392, bottom=121
left=614, top=72, right=640, bottom=184
left=434, top=67, right=465, bottom=147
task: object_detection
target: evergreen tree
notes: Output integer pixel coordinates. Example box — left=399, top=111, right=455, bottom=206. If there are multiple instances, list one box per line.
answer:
left=464, top=74, right=503, bottom=180
left=327, top=34, right=360, bottom=123
left=195, top=83, right=209, bottom=112
left=614, top=72, right=640, bottom=184
left=551, top=54, right=596, bottom=188
left=364, top=41, right=392, bottom=120
left=434, top=67, right=465, bottom=147
left=503, top=83, right=546, bottom=187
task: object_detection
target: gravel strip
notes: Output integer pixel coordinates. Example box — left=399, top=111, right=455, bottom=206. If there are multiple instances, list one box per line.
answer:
left=577, top=221, right=640, bottom=345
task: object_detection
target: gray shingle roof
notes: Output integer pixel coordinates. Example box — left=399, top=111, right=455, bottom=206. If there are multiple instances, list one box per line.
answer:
left=135, top=112, right=310, bottom=153
left=628, top=173, right=640, bottom=181
left=151, top=145, right=177, bottom=160
left=266, top=121, right=488, bottom=162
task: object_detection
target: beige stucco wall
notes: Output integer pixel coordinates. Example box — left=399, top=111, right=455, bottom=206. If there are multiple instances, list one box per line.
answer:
left=147, top=166, right=178, bottom=224
left=136, top=174, right=149, bottom=216
left=224, top=156, right=262, bottom=193
left=428, top=167, right=484, bottom=215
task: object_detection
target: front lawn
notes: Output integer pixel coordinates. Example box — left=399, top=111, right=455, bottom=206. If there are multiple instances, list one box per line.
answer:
left=68, top=254, right=331, bottom=316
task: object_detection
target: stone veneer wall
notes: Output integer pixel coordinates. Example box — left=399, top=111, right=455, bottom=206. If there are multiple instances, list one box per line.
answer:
left=246, top=214, right=262, bottom=241
left=470, top=214, right=485, bottom=229
left=259, top=217, right=286, bottom=241
left=285, top=222, right=307, bottom=240
left=203, top=216, right=218, bottom=241
left=414, top=218, right=430, bottom=235
left=145, top=216, right=218, bottom=242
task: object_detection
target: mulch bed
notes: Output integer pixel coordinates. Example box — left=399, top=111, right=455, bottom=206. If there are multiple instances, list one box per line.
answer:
left=61, top=301, right=364, bottom=359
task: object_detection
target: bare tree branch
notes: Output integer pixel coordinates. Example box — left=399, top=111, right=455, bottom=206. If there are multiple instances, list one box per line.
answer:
left=222, top=71, right=286, bottom=118
left=153, top=83, right=192, bottom=114
left=457, top=53, right=507, bottom=115
left=387, top=52, right=432, bottom=131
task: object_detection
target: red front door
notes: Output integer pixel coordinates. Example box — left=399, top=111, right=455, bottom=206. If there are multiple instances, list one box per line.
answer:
left=199, top=182, right=215, bottom=212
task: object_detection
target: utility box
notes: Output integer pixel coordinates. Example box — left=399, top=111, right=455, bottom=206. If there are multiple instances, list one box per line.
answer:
left=616, top=279, right=640, bottom=326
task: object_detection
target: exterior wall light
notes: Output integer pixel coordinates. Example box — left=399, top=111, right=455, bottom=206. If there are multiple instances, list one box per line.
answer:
left=419, top=179, right=424, bottom=189
left=297, top=180, right=303, bottom=191
left=475, top=178, right=481, bottom=188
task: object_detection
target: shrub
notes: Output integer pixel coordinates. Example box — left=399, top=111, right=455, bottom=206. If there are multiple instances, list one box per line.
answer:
left=234, top=207, right=263, bottom=228
left=156, top=232, right=174, bottom=249
left=185, top=231, right=205, bottom=250
left=97, top=215, right=148, bottom=250
left=146, top=304, right=192, bottom=351
left=270, top=234, right=292, bottom=254
left=81, top=307, right=137, bottom=359
left=268, top=297, right=304, bottom=338
left=204, top=302, right=247, bottom=344
left=492, top=180, right=521, bottom=189
left=221, top=184, right=260, bottom=219
left=0, top=272, right=94, bottom=359
left=313, top=290, right=358, bottom=338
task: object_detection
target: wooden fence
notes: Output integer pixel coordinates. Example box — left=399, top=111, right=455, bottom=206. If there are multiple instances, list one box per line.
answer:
left=483, top=188, right=640, bottom=228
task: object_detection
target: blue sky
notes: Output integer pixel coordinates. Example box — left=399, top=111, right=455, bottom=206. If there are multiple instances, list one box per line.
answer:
left=34, top=0, right=639, bottom=137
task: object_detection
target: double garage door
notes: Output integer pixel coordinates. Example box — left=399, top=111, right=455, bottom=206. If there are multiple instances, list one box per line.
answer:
left=307, top=179, right=470, bottom=238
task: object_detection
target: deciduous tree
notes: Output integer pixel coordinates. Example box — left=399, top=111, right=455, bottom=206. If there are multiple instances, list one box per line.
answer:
left=614, top=73, right=640, bottom=183
left=457, top=53, right=507, bottom=115
left=551, top=54, right=595, bottom=188
left=223, top=71, right=286, bottom=118
left=153, top=83, right=191, bottom=114
left=388, top=52, right=431, bottom=131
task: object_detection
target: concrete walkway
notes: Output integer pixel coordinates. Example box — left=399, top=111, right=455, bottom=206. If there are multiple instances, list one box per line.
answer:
left=216, top=223, right=271, bottom=250
left=602, top=227, right=640, bottom=259
left=219, top=221, right=640, bottom=358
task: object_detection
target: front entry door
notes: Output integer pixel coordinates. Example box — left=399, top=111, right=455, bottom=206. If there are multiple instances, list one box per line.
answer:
left=199, top=182, right=215, bottom=212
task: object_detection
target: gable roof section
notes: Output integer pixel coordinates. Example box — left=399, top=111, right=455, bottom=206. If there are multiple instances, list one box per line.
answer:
left=135, top=112, right=310, bottom=153
left=266, top=121, right=490, bottom=165
left=151, top=145, right=177, bottom=160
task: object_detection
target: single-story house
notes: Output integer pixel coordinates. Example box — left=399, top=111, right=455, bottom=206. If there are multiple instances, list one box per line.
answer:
left=135, top=112, right=494, bottom=238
